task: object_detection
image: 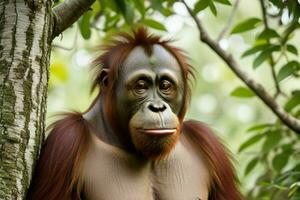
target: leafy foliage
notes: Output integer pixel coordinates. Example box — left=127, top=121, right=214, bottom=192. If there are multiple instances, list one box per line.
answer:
left=230, top=87, right=255, bottom=98
left=231, top=18, right=262, bottom=34
left=277, top=61, right=300, bottom=82
left=232, top=1, right=300, bottom=198
left=142, top=19, right=167, bottom=31
left=79, top=11, right=93, bottom=39
left=75, top=0, right=234, bottom=35
left=76, top=0, right=175, bottom=33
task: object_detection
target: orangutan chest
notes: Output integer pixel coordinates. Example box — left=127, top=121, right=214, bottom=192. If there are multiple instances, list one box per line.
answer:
left=82, top=139, right=209, bottom=200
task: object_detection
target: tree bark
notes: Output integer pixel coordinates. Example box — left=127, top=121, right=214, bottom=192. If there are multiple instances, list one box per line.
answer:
left=0, top=0, right=53, bottom=199
left=0, top=0, right=96, bottom=199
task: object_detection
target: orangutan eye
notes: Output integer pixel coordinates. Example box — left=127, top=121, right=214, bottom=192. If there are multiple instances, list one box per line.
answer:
left=134, top=80, right=148, bottom=95
left=159, top=80, right=173, bottom=94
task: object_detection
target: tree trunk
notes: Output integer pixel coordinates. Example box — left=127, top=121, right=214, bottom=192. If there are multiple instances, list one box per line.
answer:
left=0, top=0, right=53, bottom=199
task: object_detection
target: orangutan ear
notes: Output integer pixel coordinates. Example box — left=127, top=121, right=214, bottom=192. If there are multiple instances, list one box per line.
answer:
left=99, top=68, right=109, bottom=87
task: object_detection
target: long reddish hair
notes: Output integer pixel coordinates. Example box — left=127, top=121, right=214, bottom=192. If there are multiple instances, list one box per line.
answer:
left=27, top=113, right=91, bottom=200
left=183, top=121, right=243, bottom=200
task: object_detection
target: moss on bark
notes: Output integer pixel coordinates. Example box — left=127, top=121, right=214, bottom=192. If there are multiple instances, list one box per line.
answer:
left=0, top=0, right=53, bottom=199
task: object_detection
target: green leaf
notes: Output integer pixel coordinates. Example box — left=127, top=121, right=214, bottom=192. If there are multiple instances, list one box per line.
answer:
left=281, top=143, right=293, bottom=152
left=113, top=0, right=135, bottom=24
left=242, top=44, right=270, bottom=58
left=253, top=51, right=269, bottom=69
left=247, top=124, right=273, bottom=132
left=262, top=130, right=281, bottom=152
left=269, top=0, right=284, bottom=8
left=124, top=2, right=134, bottom=24
left=274, top=170, right=293, bottom=183
left=143, top=19, right=167, bottom=31
left=285, top=91, right=300, bottom=112
left=239, top=134, right=264, bottom=152
left=289, top=182, right=300, bottom=197
left=193, top=0, right=210, bottom=14
left=231, top=18, right=261, bottom=34
left=259, top=181, right=272, bottom=187
left=230, top=86, right=255, bottom=98
left=214, top=0, right=231, bottom=5
left=272, top=152, right=289, bottom=172
left=92, top=0, right=101, bottom=15
left=209, top=2, right=217, bottom=16
left=166, top=0, right=177, bottom=6
left=114, top=0, right=126, bottom=13
left=104, top=14, right=120, bottom=30
left=290, top=191, right=300, bottom=200
left=245, top=157, right=259, bottom=175
left=105, top=0, right=118, bottom=12
left=287, top=44, right=298, bottom=55
left=78, top=11, right=92, bottom=39
left=277, top=61, right=300, bottom=82
left=253, top=45, right=280, bottom=69
left=257, top=28, right=280, bottom=40
left=151, top=0, right=173, bottom=16
left=132, top=0, right=145, bottom=16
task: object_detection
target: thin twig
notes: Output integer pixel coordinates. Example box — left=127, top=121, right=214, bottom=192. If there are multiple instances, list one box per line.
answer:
left=217, top=0, right=240, bottom=42
left=52, top=27, right=79, bottom=51
left=51, top=44, right=74, bottom=51
left=259, top=0, right=281, bottom=98
left=181, top=0, right=300, bottom=134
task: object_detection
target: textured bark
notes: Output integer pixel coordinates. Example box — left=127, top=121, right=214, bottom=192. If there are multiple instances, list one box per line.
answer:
left=0, top=0, right=53, bottom=199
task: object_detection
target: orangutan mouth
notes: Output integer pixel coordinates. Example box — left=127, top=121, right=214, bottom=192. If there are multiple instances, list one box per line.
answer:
left=138, top=129, right=176, bottom=136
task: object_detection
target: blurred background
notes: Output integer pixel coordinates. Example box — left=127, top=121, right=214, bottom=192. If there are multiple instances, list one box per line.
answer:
left=48, top=0, right=300, bottom=199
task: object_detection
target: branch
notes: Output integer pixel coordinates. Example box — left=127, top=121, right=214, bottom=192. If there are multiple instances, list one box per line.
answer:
left=217, top=0, right=240, bottom=42
left=181, top=0, right=300, bottom=134
left=259, top=0, right=281, bottom=98
left=52, top=0, right=95, bottom=38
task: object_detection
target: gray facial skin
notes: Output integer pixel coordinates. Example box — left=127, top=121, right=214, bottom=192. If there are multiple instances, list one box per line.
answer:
left=115, top=45, right=185, bottom=158
left=116, top=45, right=184, bottom=125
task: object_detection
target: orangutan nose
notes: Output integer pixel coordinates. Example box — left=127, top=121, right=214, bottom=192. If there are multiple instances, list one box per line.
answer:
left=148, top=102, right=167, bottom=113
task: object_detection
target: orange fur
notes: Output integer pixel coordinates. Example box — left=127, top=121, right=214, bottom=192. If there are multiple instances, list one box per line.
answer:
left=27, top=113, right=90, bottom=200
left=183, top=121, right=243, bottom=200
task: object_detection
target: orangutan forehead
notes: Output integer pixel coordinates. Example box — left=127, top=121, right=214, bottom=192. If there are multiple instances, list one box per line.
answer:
left=122, top=45, right=180, bottom=71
